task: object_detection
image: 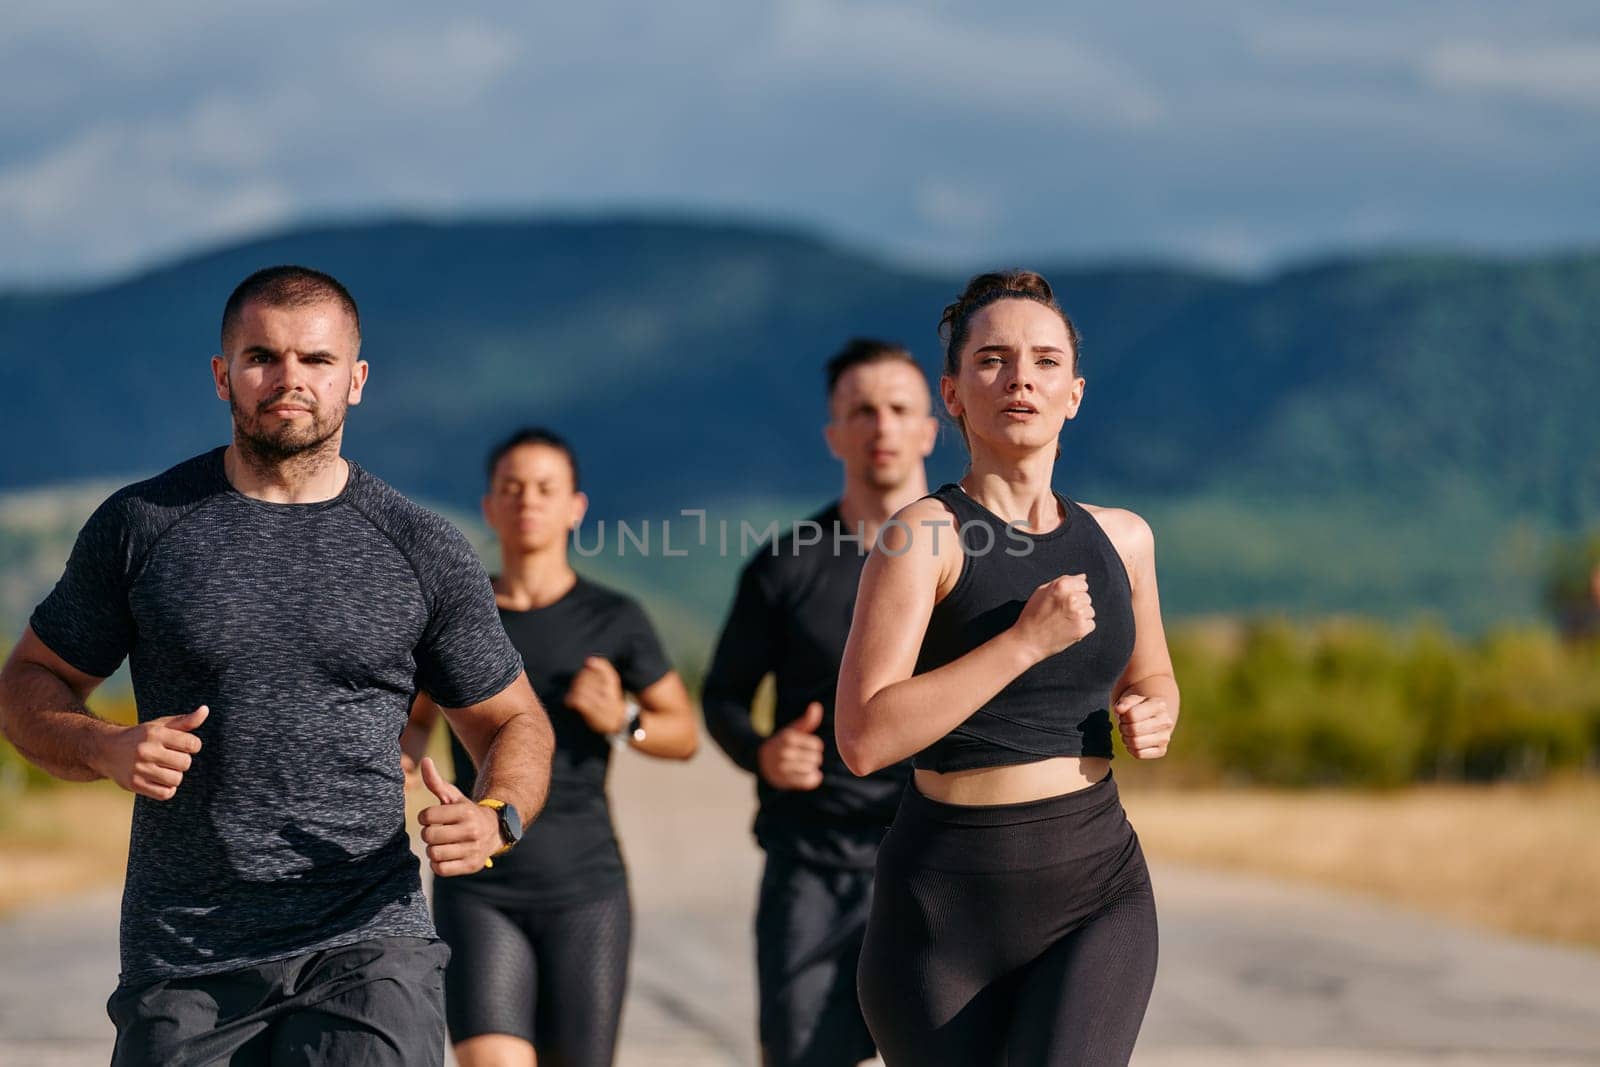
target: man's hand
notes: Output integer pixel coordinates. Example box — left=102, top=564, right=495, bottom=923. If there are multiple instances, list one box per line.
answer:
left=94, top=705, right=208, bottom=800
left=758, top=701, right=825, bottom=791
left=565, top=655, right=627, bottom=735
left=1113, top=694, right=1174, bottom=759
left=417, top=756, right=502, bottom=876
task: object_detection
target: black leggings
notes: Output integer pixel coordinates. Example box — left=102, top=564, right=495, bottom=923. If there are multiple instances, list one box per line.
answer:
left=432, top=880, right=631, bottom=1067
left=857, top=771, right=1157, bottom=1066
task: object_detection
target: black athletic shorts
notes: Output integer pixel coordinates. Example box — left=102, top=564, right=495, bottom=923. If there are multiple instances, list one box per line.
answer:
left=756, top=852, right=877, bottom=1067
left=106, top=935, right=449, bottom=1067
left=432, top=879, right=631, bottom=1065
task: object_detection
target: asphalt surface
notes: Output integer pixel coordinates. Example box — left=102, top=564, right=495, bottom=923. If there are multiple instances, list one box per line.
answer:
left=2, top=752, right=1597, bottom=1066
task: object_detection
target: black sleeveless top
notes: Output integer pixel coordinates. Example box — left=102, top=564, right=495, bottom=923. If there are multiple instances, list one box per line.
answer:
left=913, top=482, right=1136, bottom=772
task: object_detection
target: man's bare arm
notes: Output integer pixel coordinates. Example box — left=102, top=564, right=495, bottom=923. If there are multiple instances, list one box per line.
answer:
left=441, top=671, right=553, bottom=824
left=0, top=627, right=207, bottom=799
left=0, top=627, right=114, bottom=781
left=414, top=671, right=555, bottom=878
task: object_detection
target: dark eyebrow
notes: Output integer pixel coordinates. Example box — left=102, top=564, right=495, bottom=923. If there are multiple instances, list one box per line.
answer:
left=241, top=345, right=279, bottom=359
left=973, top=344, right=1065, bottom=356
left=300, top=350, right=338, bottom=360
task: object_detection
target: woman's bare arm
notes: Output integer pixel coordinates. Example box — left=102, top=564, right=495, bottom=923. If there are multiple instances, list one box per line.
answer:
left=400, top=693, right=442, bottom=788
left=1093, top=507, right=1179, bottom=759
left=628, top=670, right=698, bottom=760
left=835, top=498, right=1093, bottom=775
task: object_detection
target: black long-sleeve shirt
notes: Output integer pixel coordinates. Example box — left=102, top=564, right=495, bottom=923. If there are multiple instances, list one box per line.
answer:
left=702, top=503, right=911, bottom=868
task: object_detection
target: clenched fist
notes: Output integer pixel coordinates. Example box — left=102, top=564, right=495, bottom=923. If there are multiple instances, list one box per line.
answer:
left=565, top=655, right=627, bottom=735
left=1012, top=574, right=1097, bottom=662
left=1113, top=694, right=1174, bottom=760
left=758, top=701, right=825, bottom=791
left=417, top=756, right=503, bottom=876
left=95, top=705, right=208, bottom=800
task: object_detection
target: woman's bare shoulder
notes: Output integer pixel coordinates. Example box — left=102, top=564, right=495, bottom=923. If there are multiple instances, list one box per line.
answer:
left=1078, top=502, right=1154, bottom=565
left=873, top=495, right=964, bottom=596
left=884, top=495, right=959, bottom=547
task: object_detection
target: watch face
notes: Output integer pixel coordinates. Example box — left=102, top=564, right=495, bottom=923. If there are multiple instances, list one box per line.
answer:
left=499, top=802, right=523, bottom=845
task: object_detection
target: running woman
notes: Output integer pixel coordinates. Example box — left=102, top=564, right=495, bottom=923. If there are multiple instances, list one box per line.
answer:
left=403, top=427, right=698, bottom=1067
left=0, top=266, right=554, bottom=1066
left=703, top=339, right=938, bottom=1067
left=837, top=271, right=1179, bottom=1066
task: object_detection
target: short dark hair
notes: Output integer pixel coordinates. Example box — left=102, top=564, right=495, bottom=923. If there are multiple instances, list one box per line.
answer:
left=485, top=427, right=581, bottom=491
left=824, top=338, right=920, bottom=398
left=220, top=266, right=361, bottom=351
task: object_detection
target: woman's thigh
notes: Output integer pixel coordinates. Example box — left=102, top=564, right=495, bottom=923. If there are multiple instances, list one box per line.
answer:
left=530, top=884, right=633, bottom=1067
left=1007, top=885, right=1158, bottom=1067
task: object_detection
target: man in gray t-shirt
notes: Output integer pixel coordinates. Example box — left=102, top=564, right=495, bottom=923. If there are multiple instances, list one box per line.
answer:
left=0, top=265, right=555, bottom=1066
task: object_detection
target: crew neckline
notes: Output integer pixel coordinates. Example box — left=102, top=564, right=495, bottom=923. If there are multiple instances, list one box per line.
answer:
left=494, top=572, right=584, bottom=616
left=211, top=445, right=359, bottom=513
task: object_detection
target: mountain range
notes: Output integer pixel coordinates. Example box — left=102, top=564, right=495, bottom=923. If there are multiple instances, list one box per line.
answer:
left=3, top=216, right=1595, bottom=638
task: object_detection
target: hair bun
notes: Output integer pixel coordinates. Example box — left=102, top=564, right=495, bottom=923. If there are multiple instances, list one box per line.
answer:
left=939, top=269, right=1078, bottom=367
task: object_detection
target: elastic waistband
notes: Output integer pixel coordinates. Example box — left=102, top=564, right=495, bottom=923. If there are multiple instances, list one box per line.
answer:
left=898, top=769, right=1119, bottom=828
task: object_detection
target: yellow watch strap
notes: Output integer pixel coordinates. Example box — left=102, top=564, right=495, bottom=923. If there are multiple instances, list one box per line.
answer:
left=478, top=798, right=513, bottom=860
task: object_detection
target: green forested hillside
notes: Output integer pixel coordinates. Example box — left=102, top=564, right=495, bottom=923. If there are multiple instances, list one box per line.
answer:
left=2, top=217, right=1596, bottom=632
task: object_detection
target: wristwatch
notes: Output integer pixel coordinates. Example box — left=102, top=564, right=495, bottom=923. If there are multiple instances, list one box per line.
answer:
left=477, top=798, right=523, bottom=864
left=609, top=700, right=645, bottom=749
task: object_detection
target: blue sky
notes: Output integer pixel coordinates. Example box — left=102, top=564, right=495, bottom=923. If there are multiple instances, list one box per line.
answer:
left=3, top=1, right=1597, bottom=284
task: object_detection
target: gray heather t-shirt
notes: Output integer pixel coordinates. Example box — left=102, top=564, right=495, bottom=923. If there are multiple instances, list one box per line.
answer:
left=30, top=448, right=524, bottom=983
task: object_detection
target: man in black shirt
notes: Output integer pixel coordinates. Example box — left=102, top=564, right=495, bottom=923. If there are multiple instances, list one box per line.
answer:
left=0, top=266, right=554, bottom=1066
left=704, top=338, right=938, bottom=1067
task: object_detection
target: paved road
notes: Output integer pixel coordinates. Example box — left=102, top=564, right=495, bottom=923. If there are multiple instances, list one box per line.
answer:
left=3, top=753, right=1598, bottom=1065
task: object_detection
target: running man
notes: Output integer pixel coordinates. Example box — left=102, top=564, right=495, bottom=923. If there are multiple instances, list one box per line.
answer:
left=0, top=266, right=554, bottom=1066
left=403, top=426, right=698, bottom=1067
left=702, top=339, right=938, bottom=1067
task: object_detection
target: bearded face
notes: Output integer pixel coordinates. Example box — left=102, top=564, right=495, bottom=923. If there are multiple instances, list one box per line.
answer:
left=213, top=298, right=366, bottom=466
left=228, top=376, right=349, bottom=461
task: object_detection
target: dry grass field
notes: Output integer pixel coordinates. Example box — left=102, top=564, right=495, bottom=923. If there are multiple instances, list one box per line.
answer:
left=3, top=774, right=1597, bottom=952
left=1123, top=778, right=1600, bottom=948
left=0, top=782, right=132, bottom=914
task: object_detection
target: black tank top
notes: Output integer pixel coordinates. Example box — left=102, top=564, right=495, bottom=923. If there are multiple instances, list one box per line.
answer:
left=913, top=483, right=1136, bottom=772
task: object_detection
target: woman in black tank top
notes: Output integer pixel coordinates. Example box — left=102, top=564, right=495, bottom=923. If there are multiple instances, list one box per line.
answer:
left=837, top=271, right=1179, bottom=1066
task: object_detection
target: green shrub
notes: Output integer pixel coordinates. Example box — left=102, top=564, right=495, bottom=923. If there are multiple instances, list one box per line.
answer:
left=1163, top=619, right=1600, bottom=786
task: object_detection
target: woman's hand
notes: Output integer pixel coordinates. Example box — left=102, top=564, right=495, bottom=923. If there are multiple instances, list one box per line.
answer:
left=565, top=655, right=627, bottom=735
left=1011, top=573, right=1096, bottom=663
left=1113, top=694, right=1174, bottom=759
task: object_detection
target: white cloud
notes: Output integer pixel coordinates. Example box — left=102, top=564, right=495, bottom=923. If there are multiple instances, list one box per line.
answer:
left=359, top=19, right=520, bottom=108
left=0, top=98, right=296, bottom=278
left=914, top=179, right=999, bottom=233
left=2, top=2, right=1599, bottom=281
left=1172, top=222, right=1275, bottom=272
left=1251, top=18, right=1600, bottom=112
left=1248, top=18, right=1432, bottom=68
left=1423, top=40, right=1600, bottom=110
left=761, top=0, right=1166, bottom=127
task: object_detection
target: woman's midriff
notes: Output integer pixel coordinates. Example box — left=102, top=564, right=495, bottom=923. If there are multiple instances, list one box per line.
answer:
left=914, top=755, right=1112, bottom=806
